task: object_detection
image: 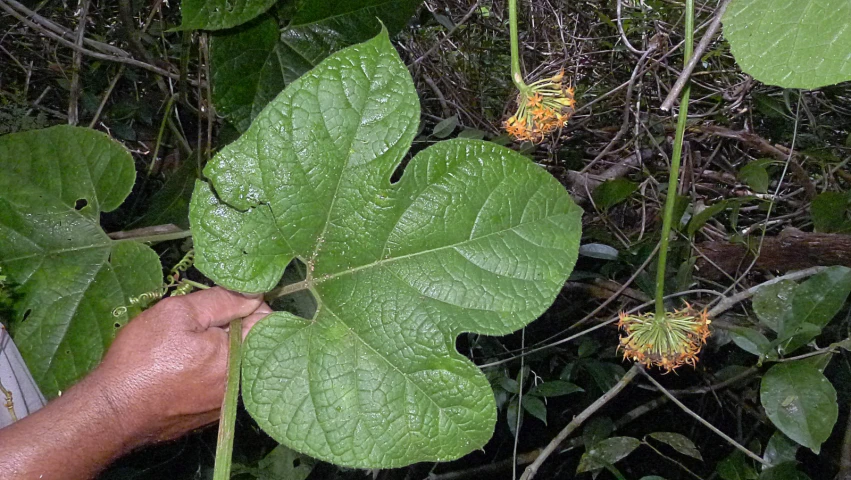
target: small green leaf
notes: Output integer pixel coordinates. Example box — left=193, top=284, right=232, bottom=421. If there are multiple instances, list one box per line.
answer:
left=191, top=33, right=581, bottom=468
left=762, top=431, right=799, bottom=468
left=811, top=191, right=851, bottom=233
left=760, top=362, right=838, bottom=453
left=578, top=243, right=619, bottom=260
left=687, top=200, right=733, bottom=236
left=752, top=94, right=790, bottom=119
left=753, top=280, right=796, bottom=334
left=582, top=416, right=614, bottom=450
left=758, top=463, right=811, bottom=480
left=723, top=0, right=851, bottom=89
left=718, top=450, right=759, bottom=480
left=457, top=128, right=486, bottom=140
left=592, top=178, right=638, bottom=210
left=528, top=380, right=583, bottom=398
left=647, top=432, right=702, bottom=460
left=738, top=160, right=771, bottom=193
left=179, top=0, right=277, bottom=30
left=522, top=396, right=547, bottom=425
left=0, top=126, right=162, bottom=397
left=431, top=115, right=458, bottom=139
left=577, top=437, right=641, bottom=473
left=231, top=444, right=316, bottom=480
left=728, top=326, right=773, bottom=358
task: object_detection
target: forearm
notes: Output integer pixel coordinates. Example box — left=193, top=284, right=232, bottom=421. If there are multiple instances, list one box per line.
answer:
left=0, top=368, right=145, bottom=480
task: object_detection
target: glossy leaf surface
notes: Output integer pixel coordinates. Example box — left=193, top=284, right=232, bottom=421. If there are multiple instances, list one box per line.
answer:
left=179, top=0, right=277, bottom=31
left=211, top=0, right=423, bottom=131
left=723, top=0, right=851, bottom=89
left=189, top=33, right=581, bottom=467
left=760, top=362, right=838, bottom=453
left=0, top=126, right=162, bottom=397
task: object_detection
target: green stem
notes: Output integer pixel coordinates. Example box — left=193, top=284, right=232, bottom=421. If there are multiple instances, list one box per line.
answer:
left=654, top=0, right=694, bottom=319
left=213, top=317, right=242, bottom=480
left=508, top=0, right=528, bottom=93
left=148, top=94, right=177, bottom=177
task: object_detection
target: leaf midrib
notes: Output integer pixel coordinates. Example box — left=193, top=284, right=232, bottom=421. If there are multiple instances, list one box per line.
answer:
left=309, top=212, right=573, bottom=286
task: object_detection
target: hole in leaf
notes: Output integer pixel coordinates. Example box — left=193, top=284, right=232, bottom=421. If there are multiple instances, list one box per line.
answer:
left=242, top=250, right=249, bottom=255
left=269, top=259, right=317, bottom=319
left=292, top=458, right=301, bottom=468
left=389, top=156, right=412, bottom=184
left=21, top=309, right=32, bottom=322
left=114, top=322, right=121, bottom=328
left=74, top=198, right=88, bottom=210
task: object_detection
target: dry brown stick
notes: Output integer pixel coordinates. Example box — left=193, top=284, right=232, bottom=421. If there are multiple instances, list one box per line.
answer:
left=89, top=65, right=124, bottom=128
left=0, top=0, right=196, bottom=85
left=581, top=43, right=657, bottom=173
left=67, top=0, right=90, bottom=125
left=3, top=0, right=128, bottom=57
left=660, top=0, right=731, bottom=111
left=413, top=1, right=481, bottom=65
left=696, top=125, right=817, bottom=198
left=520, top=364, right=642, bottom=480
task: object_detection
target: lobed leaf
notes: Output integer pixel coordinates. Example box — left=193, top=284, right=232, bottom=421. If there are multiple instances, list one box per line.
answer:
left=0, top=126, right=162, bottom=397
left=190, top=32, right=581, bottom=467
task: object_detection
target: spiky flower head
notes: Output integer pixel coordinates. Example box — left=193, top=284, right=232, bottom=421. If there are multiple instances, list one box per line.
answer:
left=504, top=70, right=576, bottom=143
left=617, top=304, right=711, bottom=373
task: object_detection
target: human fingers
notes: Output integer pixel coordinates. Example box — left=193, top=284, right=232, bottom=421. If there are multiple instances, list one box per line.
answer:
left=178, top=287, right=264, bottom=329
left=242, top=302, right=273, bottom=340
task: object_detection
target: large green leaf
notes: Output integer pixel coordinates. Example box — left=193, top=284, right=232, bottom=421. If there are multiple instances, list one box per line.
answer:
left=179, top=0, right=278, bottom=31
left=760, top=362, right=838, bottom=453
left=775, top=266, right=851, bottom=353
left=189, top=33, right=581, bottom=467
left=211, top=0, right=422, bottom=132
left=723, top=0, right=851, bottom=89
left=0, top=126, right=162, bottom=397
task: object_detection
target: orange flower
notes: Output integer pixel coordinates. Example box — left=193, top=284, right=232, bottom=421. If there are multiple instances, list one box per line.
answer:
left=617, top=304, right=711, bottom=373
left=503, top=69, right=576, bottom=143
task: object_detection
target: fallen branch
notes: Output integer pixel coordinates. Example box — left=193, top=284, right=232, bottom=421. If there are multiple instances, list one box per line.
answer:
left=695, top=228, right=851, bottom=281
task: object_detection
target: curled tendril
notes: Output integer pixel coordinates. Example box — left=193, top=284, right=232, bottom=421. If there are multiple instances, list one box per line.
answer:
left=112, top=249, right=197, bottom=317
left=166, top=249, right=195, bottom=287
left=170, top=281, right=194, bottom=297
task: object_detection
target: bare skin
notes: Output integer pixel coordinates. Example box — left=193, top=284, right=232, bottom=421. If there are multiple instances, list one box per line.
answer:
left=0, top=287, right=272, bottom=480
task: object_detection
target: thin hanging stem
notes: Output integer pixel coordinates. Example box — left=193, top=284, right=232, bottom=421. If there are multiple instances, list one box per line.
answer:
left=641, top=369, right=770, bottom=466
left=654, top=0, right=694, bottom=319
left=508, top=0, right=528, bottom=93
left=212, top=318, right=242, bottom=480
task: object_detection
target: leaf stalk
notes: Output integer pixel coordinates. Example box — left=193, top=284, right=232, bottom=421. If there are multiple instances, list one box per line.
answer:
left=212, top=318, right=242, bottom=480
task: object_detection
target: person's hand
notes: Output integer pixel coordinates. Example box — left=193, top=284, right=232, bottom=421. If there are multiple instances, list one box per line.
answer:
left=92, top=287, right=271, bottom=445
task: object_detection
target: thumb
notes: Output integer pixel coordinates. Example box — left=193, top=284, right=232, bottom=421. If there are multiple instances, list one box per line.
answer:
left=179, top=287, right=264, bottom=329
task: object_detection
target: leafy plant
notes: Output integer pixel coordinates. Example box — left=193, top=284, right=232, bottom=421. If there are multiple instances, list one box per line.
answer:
left=0, top=126, right=163, bottom=397
left=189, top=32, right=582, bottom=468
